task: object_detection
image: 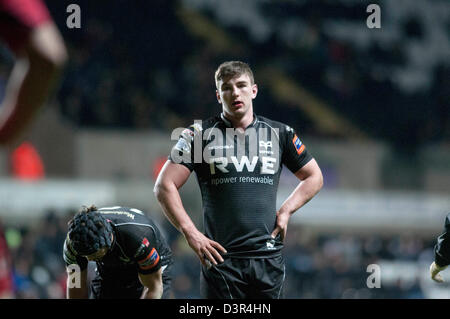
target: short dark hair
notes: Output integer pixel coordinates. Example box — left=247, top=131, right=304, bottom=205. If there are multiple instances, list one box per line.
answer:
left=67, top=205, right=113, bottom=256
left=215, top=61, right=254, bottom=89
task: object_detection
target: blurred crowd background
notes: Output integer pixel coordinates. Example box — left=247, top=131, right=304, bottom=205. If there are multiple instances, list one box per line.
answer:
left=0, top=209, right=440, bottom=298
left=0, top=0, right=449, bottom=298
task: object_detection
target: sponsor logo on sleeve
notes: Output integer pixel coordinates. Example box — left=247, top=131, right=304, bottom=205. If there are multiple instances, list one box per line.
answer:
left=134, top=237, right=150, bottom=258
left=174, top=138, right=191, bottom=154
left=174, top=128, right=195, bottom=154
left=292, top=135, right=305, bottom=155
left=181, top=128, right=195, bottom=139
left=138, top=248, right=160, bottom=270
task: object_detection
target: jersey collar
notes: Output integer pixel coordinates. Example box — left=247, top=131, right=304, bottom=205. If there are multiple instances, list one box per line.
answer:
left=220, top=112, right=259, bottom=129
left=108, top=224, right=117, bottom=252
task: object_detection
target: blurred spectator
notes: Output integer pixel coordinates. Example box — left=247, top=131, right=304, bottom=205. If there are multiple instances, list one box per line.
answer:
left=10, top=141, right=45, bottom=180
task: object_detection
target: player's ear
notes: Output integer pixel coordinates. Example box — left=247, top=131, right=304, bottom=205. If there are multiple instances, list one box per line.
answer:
left=216, top=90, right=222, bottom=104
left=252, top=83, right=258, bottom=99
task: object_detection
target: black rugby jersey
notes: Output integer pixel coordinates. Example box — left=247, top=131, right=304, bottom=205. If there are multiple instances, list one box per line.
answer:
left=63, top=206, right=172, bottom=281
left=435, top=213, right=450, bottom=267
left=169, top=113, right=313, bottom=258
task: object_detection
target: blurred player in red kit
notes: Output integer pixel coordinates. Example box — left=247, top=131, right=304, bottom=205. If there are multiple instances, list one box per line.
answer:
left=0, top=0, right=67, bottom=145
left=0, top=0, right=67, bottom=298
left=0, top=222, right=14, bottom=298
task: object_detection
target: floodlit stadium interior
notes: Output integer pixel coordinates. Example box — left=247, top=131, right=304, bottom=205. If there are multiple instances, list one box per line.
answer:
left=0, top=0, right=449, bottom=298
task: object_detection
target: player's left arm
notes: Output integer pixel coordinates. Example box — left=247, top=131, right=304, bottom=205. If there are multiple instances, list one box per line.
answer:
left=0, top=21, right=67, bottom=145
left=430, top=213, right=450, bottom=282
left=271, top=158, right=323, bottom=240
left=133, top=226, right=164, bottom=298
left=138, top=268, right=163, bottom=299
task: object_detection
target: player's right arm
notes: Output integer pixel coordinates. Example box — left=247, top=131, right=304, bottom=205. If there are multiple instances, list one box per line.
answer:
left=154, top=160, right=226, bottom=266
left=63, top=238, right=89, bottom=298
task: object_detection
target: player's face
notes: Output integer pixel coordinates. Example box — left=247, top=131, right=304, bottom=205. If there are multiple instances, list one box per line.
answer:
left=216, top=73, right=258, bottom=119
left=84, top=247, right=109, bottom=261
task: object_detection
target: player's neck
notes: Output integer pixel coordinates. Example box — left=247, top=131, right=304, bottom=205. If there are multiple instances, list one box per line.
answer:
left=222, top=109, right=254, bottom=131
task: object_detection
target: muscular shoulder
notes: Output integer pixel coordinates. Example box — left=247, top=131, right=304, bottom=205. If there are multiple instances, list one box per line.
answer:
left=257, top=116, right=295, bottom=134
left=114, top=219, right=158, bottom=250
left=185, top=116, right=221, bottom=133
left=257, top=117, right=304, bottom=147
left=176, top=116, right=222, bottom=148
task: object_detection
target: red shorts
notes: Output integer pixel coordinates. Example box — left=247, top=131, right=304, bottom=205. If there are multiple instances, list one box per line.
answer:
left=0, top=0, right=51, bottom=53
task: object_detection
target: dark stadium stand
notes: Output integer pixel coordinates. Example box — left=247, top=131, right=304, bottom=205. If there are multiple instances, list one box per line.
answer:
left=0, top=0, right=448, bottom=299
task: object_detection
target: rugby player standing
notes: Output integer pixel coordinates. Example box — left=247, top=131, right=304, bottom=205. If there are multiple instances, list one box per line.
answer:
left=155, top=61, right=323, bottom=298
left=0, top=0, right=67, bottom=145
